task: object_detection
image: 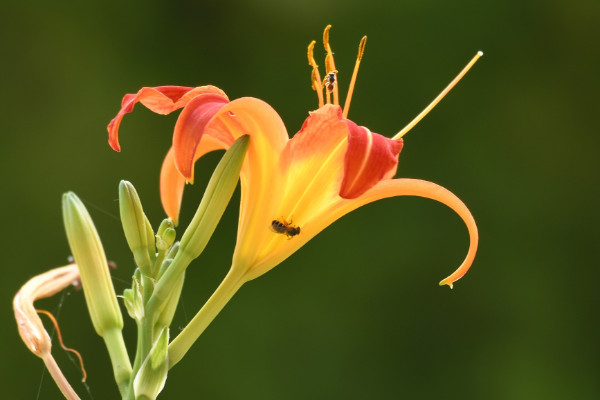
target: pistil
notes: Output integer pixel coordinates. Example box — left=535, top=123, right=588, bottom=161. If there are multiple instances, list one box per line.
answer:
left=392, top=51, right=483, bottom=140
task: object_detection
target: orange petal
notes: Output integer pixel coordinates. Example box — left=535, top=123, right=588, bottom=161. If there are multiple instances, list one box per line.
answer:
left=107, top=85, right=227, bottom=152
left=326, top=178, right=478, bottom=288
left=160, top=135, right=228, bottom=224
left=172, top=93, right=230, bottom=181
left=166, top=96, right=289, bottom=243
left=278, top=104, right=350, bottom=220
left=340, top=120, right=404, bottom=199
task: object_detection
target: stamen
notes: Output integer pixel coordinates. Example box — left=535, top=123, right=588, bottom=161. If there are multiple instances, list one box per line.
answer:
left=307, top=40, right=324, bottom=108
left=37, top=309, right=88, bottom=382
left=392, top=51, right=483, bottom=140
left=343, top=36, right=367, bottom=119
left=323, top=25, right=339, bottom=105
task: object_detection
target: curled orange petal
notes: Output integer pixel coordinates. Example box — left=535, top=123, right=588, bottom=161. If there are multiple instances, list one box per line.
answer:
left=320, top=179, right=478, bottom=288
left=172, top=93, right=230, bottom=181
left=107, top=85, right=227, bottom=152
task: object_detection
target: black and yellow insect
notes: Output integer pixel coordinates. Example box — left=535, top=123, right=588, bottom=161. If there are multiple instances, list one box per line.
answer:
left=271, top=218, right=301, bottom=239
left=323, top=71, right=337, bottom=93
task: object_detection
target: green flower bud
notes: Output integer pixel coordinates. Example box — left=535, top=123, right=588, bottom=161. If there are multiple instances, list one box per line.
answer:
left=156, top=228, right=176, bottom=252
left=62, top=192, right=123, bottom=336
left=179, top=135, right=249, bottom=260
left=147, top=135, right=249, bottom=319
left=119, top=181, right=156, bottom=275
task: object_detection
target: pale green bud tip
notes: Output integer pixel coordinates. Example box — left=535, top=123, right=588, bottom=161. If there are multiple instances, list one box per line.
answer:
left=119, top=181, right=155, bottom=274
left=156, top=219, right=176, bottom=252
left=62, top=191, right=123, bottom=335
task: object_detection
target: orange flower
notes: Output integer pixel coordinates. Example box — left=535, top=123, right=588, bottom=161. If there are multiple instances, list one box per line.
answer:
left=107, top=26, right=480, bottom=288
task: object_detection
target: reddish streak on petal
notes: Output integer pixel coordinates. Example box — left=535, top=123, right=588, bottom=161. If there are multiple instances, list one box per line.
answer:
left=172, top=94, right=230, bottom=182
left=340, top=119, right=404, bottom=199
left=107, top=85, right=227, bottom=152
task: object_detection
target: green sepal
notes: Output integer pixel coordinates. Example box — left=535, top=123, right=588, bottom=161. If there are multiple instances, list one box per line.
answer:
left=123, top=275, right=144, bottom=321
left=133, top=328, right=169, bottom=400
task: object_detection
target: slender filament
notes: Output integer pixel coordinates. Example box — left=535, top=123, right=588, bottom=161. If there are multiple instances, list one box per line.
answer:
left=392, top=51, right=483, bottom=140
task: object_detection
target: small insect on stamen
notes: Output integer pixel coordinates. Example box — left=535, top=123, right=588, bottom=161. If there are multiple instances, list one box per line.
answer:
left=323, top=71, right=338, bottom=93
left=271, top=218, right=301, bottom=239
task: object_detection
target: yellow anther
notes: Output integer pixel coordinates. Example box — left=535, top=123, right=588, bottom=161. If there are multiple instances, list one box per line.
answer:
left=343, top=36, right=367, bottom=118
left=307, top=40, right=316, bottom=66
left=392, top=51, right=483, bottom=140
left=357, top=35, right=367, bottom=61
left=307, top=40, right=324, bottom=108
left=322, top=24, right=339, bottom=105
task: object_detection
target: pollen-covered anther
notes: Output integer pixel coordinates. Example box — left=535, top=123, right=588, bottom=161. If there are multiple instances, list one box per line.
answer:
left=307, top=40, right=324, bottom=107
left=322, top=24, right=339, bottom=105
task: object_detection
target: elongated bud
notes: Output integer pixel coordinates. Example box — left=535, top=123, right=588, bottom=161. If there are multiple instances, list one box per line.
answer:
left=119, top=181, right=156, bottom=275
left=179, top=135, right=249, bottom=260
left=62, top=192, right=123, bottom=336
left=134, top=328, right=169, bottom=399
left=147, top=136, right=250, bottom=316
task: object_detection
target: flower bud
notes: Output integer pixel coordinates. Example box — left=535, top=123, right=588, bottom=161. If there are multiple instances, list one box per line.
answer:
left=119, top=181, right=156, bottom=275
left=156, top=219, right=176, bottom=253
left=62, top=192, right=123, bottom=336
left=179, top=135, right=249, bottom=260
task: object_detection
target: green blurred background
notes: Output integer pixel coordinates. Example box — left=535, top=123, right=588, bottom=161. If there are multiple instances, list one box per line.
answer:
left=2, top=0, right=599, bottom=398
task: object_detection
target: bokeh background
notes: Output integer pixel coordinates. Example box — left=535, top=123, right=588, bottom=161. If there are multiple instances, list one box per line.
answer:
left=2, top=0, right=599, bottom=399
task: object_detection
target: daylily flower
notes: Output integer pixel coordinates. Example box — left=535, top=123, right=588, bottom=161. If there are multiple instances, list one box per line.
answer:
left=107, top=26, right=480, bottom=288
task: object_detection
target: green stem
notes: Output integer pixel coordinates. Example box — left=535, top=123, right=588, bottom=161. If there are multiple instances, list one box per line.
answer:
left=124, top=318, right=148, bottom=399
left=146, top=251, right=193, bottom=320
left=167, top=268, right=245, bottom=368
left=102, top=327, right=132, bottom=397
